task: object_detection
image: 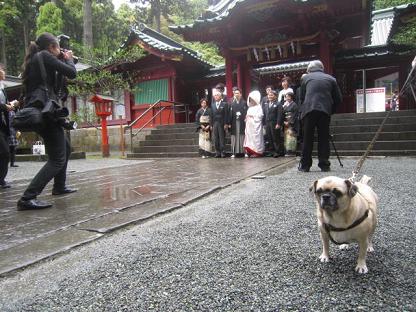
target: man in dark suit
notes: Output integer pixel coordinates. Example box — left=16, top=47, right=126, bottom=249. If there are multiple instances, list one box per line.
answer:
left=298, top=60, right=342, bottom=172
left=0, top=65, right=13, bottom=188
left=211, top=90, right=228, bottom=157
left=262, top=90, right=283, bottom=158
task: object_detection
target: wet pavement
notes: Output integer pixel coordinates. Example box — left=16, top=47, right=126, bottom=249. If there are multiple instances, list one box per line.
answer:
left=0, top=157, right=295, bottom=275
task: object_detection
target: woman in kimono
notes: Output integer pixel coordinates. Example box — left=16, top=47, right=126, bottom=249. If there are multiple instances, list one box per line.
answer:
left=244, top=90, right=264, bottom=157
left=282, top=91, right=299, bottom=156
left=228, top=87, right=247, bottom=158
left=195, top=98, right=212, bottom=158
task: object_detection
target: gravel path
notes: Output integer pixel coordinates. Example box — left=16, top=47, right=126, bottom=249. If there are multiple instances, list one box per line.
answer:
left=0, top=157, right=415, bottom=311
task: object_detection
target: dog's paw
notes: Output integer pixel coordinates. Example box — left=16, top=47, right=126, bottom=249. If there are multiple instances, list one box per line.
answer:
left=339, top=244, right=349, bottom=250
left=367, top=246, right=374, bottom=252
left=319, top=254, right=329, bottom=263
left=355, top=264, right=368, bottom=274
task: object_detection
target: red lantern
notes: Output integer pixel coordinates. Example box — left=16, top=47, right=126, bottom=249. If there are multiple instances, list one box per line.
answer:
left=89, top=94, right=115, bottom=157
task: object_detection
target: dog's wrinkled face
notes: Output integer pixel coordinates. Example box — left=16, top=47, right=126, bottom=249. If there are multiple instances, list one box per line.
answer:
left=310, top=176, right=358, bottom=212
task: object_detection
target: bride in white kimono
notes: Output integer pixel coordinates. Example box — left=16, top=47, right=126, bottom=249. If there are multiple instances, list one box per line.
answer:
left=244, top=90, right=264, bottom=157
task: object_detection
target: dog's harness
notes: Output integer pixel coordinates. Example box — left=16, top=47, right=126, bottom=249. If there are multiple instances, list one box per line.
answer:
left=323, top=209, right=369, bottom=245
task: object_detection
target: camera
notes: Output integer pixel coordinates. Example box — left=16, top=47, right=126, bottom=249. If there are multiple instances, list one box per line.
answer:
left=58, top=34, right=78, bottom=64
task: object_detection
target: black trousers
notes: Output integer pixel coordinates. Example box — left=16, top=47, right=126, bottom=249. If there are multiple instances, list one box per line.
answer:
left=300, top=111, right=331, bottom=169
left=265, top=121, right=281, bottom=154
left=212, top=121, right=225, bottom=155
left=22, top=123, right=71, bottom=200
left=9, top=145, right=16, bottom=166
left=0, top=132, right=9, bottom=184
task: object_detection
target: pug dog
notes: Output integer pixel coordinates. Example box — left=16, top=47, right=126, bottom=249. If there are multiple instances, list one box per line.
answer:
left=310, top=175, right=378, bottom=274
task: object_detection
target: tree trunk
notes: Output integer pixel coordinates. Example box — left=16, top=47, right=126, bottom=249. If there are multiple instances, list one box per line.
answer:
left=83, top=0, right=93, bottom=58
left=153, top=0, right=161, bottom=32
left=23, top=21, right=29, bottom=53
left=51, top=0, right=57, bottom=4
left=0, top=30, right=7, bottom=68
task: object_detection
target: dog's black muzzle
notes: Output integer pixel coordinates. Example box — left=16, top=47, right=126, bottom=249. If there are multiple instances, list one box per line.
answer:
left=320, top=192, right=338, bottom=211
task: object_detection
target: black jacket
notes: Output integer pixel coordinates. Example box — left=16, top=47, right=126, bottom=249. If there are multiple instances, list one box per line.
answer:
left=262, top=99, right=283, bottom=127
left=228, top=98, right=247, bottom=135
left=211, top=99, right=228, bottom=125
left=0, top=88, right=10, bottom=136
left=24, top=50, right=76, bottom=108
left=299, top=70, right=342, bottom=119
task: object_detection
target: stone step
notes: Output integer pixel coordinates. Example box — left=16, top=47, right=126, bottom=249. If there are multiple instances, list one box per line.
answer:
left=324, top=150, right=416, bottom=156
left=147, top=133, right=199, bottom=140
left=133, top=145, right=199, bottom=153
left=156, top=123, right=196, bottom=129
left=331, top=115, right=416, bottom=126
left=150, top=127, right=197, bottom=134
left=314, top=140, right=416, bottom=150
left=332, top=131, right=416, bottom=141
left=330, top=123, right=416, bottom=133
left=332, top=110, right=416, bottom=120
left=139, top=138, right=198, bottom=147
left=127, top=152, right=200, bottom=158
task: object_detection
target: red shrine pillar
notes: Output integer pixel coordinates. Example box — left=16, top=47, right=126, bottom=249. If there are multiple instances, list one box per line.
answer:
left=319, top=31, right=333, bottom=75
left=237, top=60, right=243, bottom=92
left=244, top=62, right=252, bottom=98
left=225, top=50, right=234, bottom=99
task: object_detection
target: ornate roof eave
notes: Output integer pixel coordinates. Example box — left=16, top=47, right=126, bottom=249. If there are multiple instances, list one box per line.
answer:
left=335, top=43, right=416, bottom=62
left=119, top=23, right=214, bottom=68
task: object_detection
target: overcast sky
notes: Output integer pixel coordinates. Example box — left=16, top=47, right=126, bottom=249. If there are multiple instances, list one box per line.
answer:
left=112, top=0, right=132, bottom=10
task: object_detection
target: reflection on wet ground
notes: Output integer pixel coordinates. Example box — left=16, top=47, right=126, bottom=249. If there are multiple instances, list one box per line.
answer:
left=0, top=158, right=291, bottom=253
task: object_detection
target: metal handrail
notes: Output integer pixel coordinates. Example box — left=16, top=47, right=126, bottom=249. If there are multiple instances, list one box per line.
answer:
left=127, top=99, right=191, bottom=152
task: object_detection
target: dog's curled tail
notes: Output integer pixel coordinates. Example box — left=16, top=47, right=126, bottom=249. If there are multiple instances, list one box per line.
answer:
left=359, top=175, right=372, bottom=185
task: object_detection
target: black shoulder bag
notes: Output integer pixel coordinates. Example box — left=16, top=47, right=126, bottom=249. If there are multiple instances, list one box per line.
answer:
left=12, top=53, right=66, bottom=132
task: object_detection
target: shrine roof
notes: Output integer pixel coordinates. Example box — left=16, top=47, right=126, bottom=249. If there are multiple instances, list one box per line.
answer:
left=204, top=60, right=312, bottom=78
left=169, top=0, right=318, bottom=34
left=123, top=23, right=213, bottom=67
left=336, top=44, right=415, bottom=62
left=369, top=3, right=416, bottom=46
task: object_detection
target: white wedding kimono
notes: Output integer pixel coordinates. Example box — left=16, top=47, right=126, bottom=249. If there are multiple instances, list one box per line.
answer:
left=244, top=103, right=264, bottom=156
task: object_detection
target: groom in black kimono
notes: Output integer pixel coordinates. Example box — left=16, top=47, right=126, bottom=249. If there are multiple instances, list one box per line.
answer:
left=262, top=90, right=283, bottom=157
left=211, top=90, right=228, bottom=158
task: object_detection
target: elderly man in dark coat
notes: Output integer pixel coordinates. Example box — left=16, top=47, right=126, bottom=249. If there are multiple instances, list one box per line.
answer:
left=298, top=60, right=342, bottom=172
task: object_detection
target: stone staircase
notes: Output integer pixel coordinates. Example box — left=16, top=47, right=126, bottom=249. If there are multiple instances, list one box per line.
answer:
left=127, top=110, right=416, bottom=158
left=328, top=110, right=416, bottom=156
left=127, top=123, right=199, bottom=158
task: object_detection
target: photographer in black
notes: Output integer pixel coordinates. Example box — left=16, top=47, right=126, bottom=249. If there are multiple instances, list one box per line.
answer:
left=17, top=32, right=77, bottom=210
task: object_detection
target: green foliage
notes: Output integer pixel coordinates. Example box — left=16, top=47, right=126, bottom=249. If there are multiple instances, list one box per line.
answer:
left=373, top=0, right=413, bottom=10
left=392, top=19, right=416, bottom=47
left=36, top=3, right=64, bottom=36
left=68, top=69, right=131, bottom=97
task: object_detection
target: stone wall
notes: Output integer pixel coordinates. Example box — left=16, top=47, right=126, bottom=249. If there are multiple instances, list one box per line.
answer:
left=70, top=126, right=151, bottom=152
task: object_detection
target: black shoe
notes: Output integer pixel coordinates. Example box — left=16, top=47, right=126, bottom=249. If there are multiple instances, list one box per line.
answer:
left=10, top=164, right=19, bottom=167
left=273, top=153, right=279, bottom=158
left=52, top=187, right=78, bottom=195
left=320, top=167, right=331, bottom=172
left=298, top=167, right=310, bottom=172
left=17, top=199, right=52, bottom=211
left=0, top=182, right=11, bottom=189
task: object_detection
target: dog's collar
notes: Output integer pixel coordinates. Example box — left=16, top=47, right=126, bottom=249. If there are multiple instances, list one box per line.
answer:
left=323, top=210, right=369, bottom=245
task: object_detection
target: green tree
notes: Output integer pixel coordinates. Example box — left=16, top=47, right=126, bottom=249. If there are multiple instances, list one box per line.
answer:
left=373, top=0, right=413, bottom=10
left=129, top=0, right=188, bottom=32
left=36, top=2, right=64, bottom=36
left=0, top=0, right=18, bottom=67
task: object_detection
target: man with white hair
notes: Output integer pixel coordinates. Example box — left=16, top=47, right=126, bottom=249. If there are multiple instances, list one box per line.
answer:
left=298, top=60, right=342, bottom=172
